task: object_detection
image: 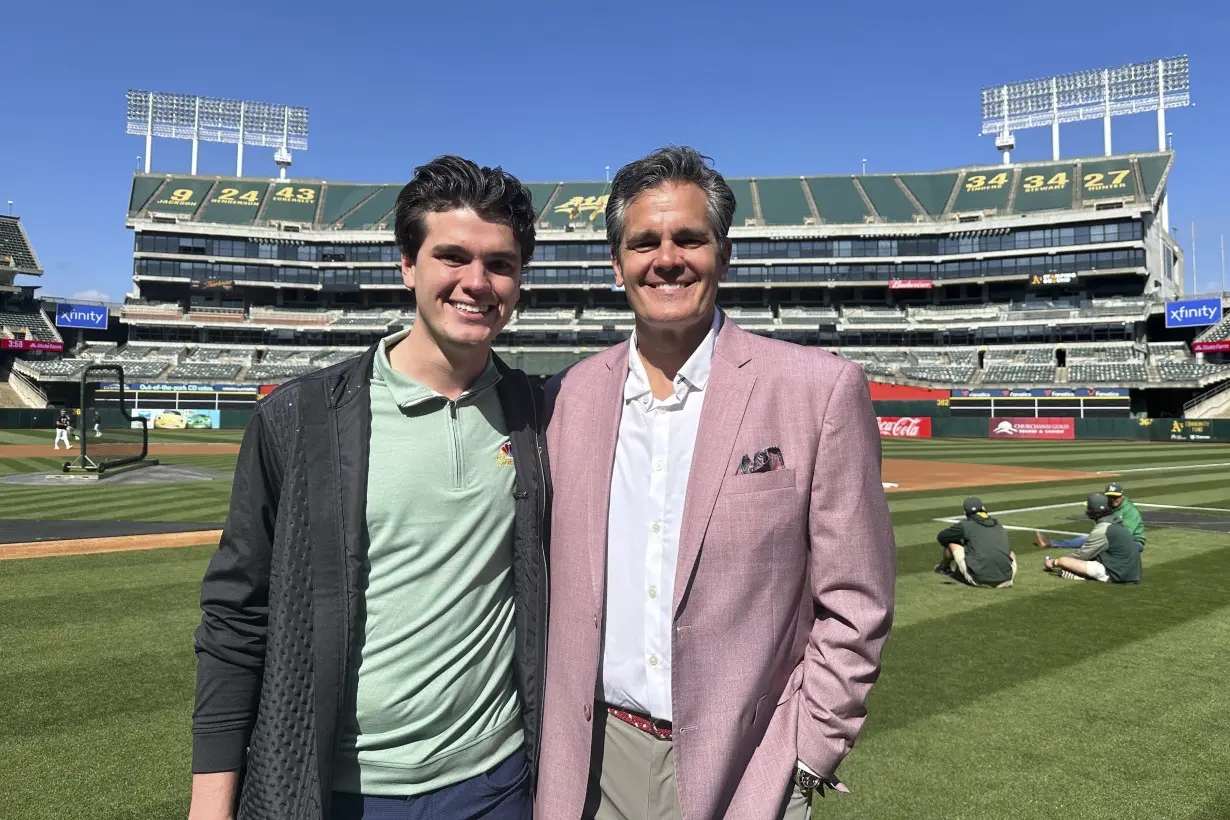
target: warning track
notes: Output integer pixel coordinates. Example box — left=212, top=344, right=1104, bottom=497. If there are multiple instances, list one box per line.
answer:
left=0, top=442, right=240, bottom=458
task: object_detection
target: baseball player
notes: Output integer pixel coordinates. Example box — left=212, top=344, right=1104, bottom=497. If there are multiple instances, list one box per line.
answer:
left=92, top=408, right=103, bottom=438
left=53, top=411, right=73, bottom=450
left=1043, top=494, right=1141, bottom=583
left=1035, top=482, right=1146, bottom=552
left=935, top=497, right=1017, bottom=588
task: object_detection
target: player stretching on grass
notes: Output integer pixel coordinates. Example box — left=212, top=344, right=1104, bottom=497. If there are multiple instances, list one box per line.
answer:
left=1043, top=494, right=1141, bottom=583
left=935, top=497, right=1017, bottom=588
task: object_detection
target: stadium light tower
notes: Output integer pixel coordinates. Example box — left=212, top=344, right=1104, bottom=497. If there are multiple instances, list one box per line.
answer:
left=980, top=56, right=1190, bottom=165
left=126, top=90, right=309, bottom=177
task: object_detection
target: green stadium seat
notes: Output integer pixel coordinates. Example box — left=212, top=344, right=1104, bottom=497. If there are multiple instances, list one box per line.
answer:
left=725, top=179, right=758, bottom=226
left=540, top=183, right=610, bottom=230
left=338, top=186, right=400, bottom=229
left=1078, top=159, right=1138, bottom=201
left=263, top=183, right=322, bottom=225
left=320, top=185, right=381, bottom=227
left=899, top=173, right=958, bottom=216
left=524, top=183, right=561, bottom=219
left=197, top=180, right=268, bottom=225
left=755, top=178, right=812, bottom=226
left=1014, top=164, right=1077, bottom=213
left=145, top=178, right=214, bottom=216
left=857, top=176, right=920, bottom=223
left=0, top=217, right=40, bottom=271
left=950, top=168, right=1012, bottom=214
left=1137, top=154, right=1173, bottom=201
left=807, top=177, right=871, bottom=225
left=128, top=177, right=164, bottom=215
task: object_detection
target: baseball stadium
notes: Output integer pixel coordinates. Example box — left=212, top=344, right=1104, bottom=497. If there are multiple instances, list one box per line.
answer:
left=3, top=67, right=1230, bottom=818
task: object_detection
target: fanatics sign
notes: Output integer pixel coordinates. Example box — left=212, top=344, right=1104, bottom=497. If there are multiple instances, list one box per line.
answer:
left=877, top=416, right=932, bottom=438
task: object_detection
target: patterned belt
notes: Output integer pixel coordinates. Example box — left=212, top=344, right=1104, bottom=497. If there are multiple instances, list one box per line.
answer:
left=605, top=705, right=673, bottom=741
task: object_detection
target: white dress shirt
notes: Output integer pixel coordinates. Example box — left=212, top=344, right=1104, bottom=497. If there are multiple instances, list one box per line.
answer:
left=602, top=311, right=721, bottom=722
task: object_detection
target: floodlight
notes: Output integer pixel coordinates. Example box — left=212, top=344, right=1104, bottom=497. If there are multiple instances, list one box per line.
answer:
left=127, top=90, right=310, bottom=176
left=980, top=57, right=1189, bottom=162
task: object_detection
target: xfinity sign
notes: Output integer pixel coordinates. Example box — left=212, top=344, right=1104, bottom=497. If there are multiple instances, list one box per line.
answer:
left=55, top=303, right=109, bottom=330
left=1165, top=298, right=1223, bottom=329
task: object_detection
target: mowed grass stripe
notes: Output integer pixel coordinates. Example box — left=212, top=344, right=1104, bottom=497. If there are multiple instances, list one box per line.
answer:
left=826, top=609, right=1230, bottom=820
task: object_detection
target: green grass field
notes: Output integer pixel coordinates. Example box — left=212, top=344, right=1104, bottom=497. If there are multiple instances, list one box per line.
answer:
left=1, top=436, right=1228, bottom=819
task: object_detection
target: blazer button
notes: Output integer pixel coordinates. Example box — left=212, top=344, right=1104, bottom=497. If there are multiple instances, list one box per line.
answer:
left=583, top=704, right=592, bottom=721
left=593, top=613, right=599, bottom=628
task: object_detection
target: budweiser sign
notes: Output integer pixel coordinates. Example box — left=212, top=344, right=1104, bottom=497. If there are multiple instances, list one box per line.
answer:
left=888, top=279, right=934, bottom=290
left=877, top=416, right=932, bottom=438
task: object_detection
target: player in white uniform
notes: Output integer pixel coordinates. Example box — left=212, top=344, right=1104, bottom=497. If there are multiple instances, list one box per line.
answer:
left=53, top=412, right=73, bottom=449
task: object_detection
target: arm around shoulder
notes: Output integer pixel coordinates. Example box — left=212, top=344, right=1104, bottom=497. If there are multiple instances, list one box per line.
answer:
left=797, top=361, right=897, bottom=778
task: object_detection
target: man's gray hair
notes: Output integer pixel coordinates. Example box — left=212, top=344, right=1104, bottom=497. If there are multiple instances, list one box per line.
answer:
left=605, top=146, right=736, bottom=255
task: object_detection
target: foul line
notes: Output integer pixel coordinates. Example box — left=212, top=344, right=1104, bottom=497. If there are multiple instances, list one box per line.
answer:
left=1097, top=461, right=1230, bottom=474
left=1136, top=502, right=1230, bottom=514
left=932, top=517, right=1083, bottom=537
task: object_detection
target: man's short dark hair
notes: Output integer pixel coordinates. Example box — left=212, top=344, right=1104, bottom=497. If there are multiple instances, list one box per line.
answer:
left=393, top=155, right=537, bottom=267
left=605, top=146, right=736, bottom=256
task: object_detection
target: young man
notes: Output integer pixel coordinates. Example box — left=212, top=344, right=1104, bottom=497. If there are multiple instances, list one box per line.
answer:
left=53, top=411, right=72, bottom=449
left=935, top=497, right=1016, bottom=588
left=190, top=156, right=548, bottom=820
left=538, top=147, right=895, bottom=820
left=92, top=408, right=102, bottom=438
left=1044, top=494, right=1141, bottom=583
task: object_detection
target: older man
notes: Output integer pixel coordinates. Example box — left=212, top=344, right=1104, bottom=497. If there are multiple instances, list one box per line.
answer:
left=538, top=147, right=896, bottom=820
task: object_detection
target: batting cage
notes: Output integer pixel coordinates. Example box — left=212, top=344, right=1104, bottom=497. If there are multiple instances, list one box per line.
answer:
left=64, top=364, right=155, bottom=474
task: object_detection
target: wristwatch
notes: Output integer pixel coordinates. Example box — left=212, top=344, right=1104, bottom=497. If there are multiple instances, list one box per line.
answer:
left=794, top=765, right=823, bottom=793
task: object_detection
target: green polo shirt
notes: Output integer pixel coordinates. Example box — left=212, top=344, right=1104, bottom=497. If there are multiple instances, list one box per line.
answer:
left=332, top=331, right=523, bottom=795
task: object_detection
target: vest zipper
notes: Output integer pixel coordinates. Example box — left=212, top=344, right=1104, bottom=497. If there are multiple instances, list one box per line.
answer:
left=524, top=372, right=549, bottom=781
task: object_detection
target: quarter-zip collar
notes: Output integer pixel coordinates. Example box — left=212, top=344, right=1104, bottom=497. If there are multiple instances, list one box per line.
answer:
left=374, top=328, right=502, bottom=408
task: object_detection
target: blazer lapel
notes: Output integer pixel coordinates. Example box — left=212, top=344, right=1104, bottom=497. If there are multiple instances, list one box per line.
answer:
left=587, top=344, right=629, bottom=606
left=673, top=321, right=755, bottom=616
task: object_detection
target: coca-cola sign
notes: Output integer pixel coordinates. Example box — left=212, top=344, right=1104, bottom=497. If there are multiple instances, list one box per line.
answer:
left=877, top=416, right=932, bottom=438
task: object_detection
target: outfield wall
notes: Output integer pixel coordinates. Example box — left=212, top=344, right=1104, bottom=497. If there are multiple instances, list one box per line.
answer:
left=878, top=415, right=1230, bottom=442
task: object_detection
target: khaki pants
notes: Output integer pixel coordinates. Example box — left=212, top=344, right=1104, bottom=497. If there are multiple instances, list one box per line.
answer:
left=584, top=708, right=812, bottom=820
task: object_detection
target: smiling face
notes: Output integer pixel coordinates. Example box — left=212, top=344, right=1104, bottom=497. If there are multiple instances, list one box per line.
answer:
left=612, top=181, right=730, bottom=336
left=401, top=208, right=521, bottom=355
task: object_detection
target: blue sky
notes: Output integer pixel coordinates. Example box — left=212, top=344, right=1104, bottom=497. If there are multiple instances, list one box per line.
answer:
left=3, top=0, right=1227, bottom=301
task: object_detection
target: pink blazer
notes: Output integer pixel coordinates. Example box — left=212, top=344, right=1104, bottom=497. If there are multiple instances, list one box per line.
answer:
left=535, top=317, right=896, bottom=820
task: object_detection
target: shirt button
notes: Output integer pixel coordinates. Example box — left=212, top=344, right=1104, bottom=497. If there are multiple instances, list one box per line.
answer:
left=652, top=522, right=661, bottom=533
left=649, top=654, right=659, bottom=667
left=648, top=587, right=658, bottom=599
left=583, top=704, right=592, bottom=721
left=654, top=460, right=664, bottom=472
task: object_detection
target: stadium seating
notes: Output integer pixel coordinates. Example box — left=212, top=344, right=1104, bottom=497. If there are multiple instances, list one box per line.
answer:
left=1196, top=315, right=1230, bottom=343
left=578, top=309, right=635, bottom=327
left=911, top=304, right=1000, bottom=323
left=332, top=311, right=392, bottom=328
left=755, top=178, right=813, bottom=226
left=0, top=216, right=40, bottom=270
left=1068, top=362, right=1147, bottom=383
left=79, top=342, right=119, bottom=360
left=0, top=307, right=58, bottom=342
left=19, top=359, right=88, bottom=378
left=167, top=362, right=242, bottom=380
left=723, top=307, right=775, bottom=328
left=249, top=307, right=330, bottom=326
left=1065, top=344, right=1138, bottom=362
left=246, top=363, right=314, bottom=380
left=857, top=176, right=920, bottom=223
left=779, top=306, right=839, bottom=323
left=122, top=302, right=184, bottom=320
left=900, top=365, right=976, bottom=383
left=515, top=308, right=577, bottom=327
left=982, top=364, right=1056, bottom=384
left=1157, top=360, right=1230, bottom=381
left=841, top=307, right=906, bottom=325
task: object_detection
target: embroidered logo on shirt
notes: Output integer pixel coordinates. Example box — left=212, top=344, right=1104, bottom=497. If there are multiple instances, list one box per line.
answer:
left=497, top=440, right=514, bottom=467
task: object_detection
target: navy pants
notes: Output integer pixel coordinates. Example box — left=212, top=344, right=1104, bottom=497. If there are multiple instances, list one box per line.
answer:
left=330, top=751, right=531, bottom=820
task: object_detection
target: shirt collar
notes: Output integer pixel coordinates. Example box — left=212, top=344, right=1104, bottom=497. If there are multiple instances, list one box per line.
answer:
left=373, top=328, right=501, bottom=408
left=624, top=309, right=722, bottom=402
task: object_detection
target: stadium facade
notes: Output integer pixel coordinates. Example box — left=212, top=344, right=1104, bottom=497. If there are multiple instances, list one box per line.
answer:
left=6, top=149, right=1230, bottom=419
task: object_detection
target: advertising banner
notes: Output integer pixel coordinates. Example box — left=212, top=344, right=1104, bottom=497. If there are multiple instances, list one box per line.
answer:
left=1164, top=298, right=1223, bottom=329
left=100, top=382, right=260, bottom=394
left=877, top=416, right=932, bottom=438
left=0, top=338, right=64, bottom=352
left=1164, top=419, right=1215, bottom=442
left=1193, top=341, right=1230, bottom=353
left=131, top=408, right=221, bottom=430
left=55, top=303, right=109, bottom=329
left=989, top=417, right=1075, bottom=440
left=869, top=382, right=950, bottom=400
left=953, top=387, right=1129, bottom=398
left=888, top=279, right=933, bottom=290
left=1027, top=272, right=1080, bottom=287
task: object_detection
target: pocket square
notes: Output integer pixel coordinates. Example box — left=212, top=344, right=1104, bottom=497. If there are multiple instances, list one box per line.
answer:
left=736, top=446, right=785, bottom=475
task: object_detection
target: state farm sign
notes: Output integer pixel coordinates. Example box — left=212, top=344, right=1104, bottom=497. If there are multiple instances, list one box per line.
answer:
left=877, top=416, right=932, bottom=438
